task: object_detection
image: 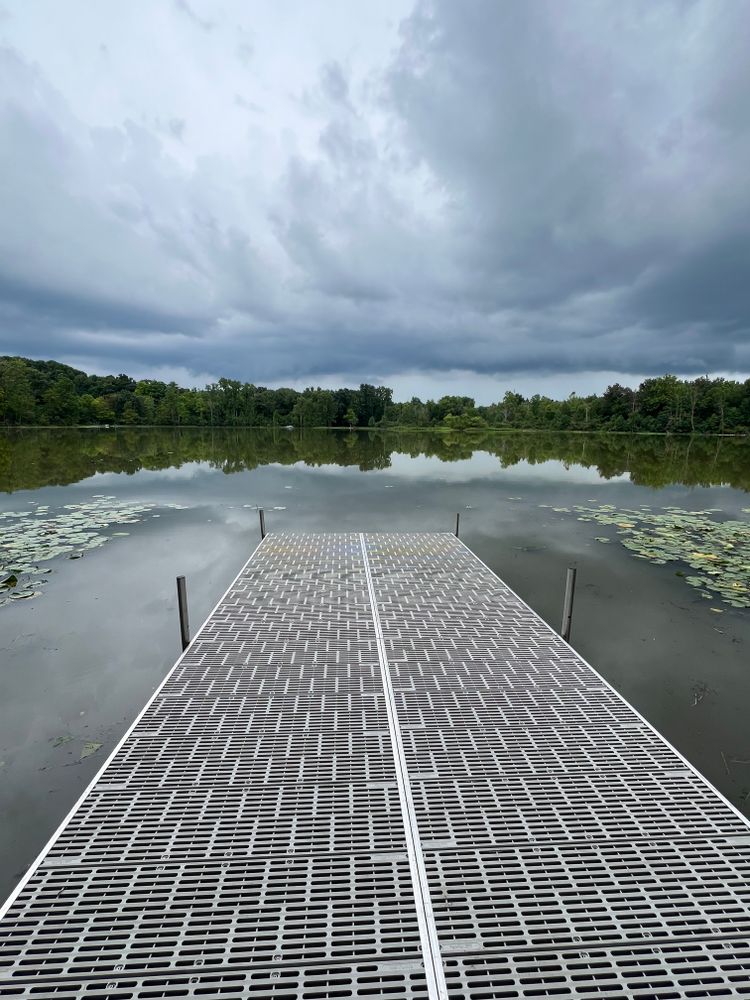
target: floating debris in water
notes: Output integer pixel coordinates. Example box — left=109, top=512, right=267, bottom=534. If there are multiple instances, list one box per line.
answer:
left=0, top=497, right=187, bottom=609
left=80, top=741, right=103, bottom=760
left=549, top=502, right=750, bottom=609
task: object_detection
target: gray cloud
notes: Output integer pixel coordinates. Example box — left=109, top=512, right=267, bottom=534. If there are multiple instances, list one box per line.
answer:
left=0, top=1, right=749, bottom=393
left=236, top=41, right=253, bottom=67
left=384, top=2, right=750, bottom=325
left=319, top=62, right=351, bottom=106
left=173, top=0, right=214, bottom=32
left=166, top=117, right=186, bottom=141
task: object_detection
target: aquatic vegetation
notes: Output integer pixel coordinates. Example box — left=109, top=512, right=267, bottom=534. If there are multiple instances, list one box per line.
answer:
left=560, top=503, right=750, bottom=608
left=80, top=741, right=103, bottom=760
left=0, top=495, right=186, bottom=608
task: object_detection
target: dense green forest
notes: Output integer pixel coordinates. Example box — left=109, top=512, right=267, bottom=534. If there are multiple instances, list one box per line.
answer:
left=1, top=355, right=749, bottom=434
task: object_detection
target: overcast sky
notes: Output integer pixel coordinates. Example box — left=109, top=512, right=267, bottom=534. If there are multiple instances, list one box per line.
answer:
left=1, top=0, right=748, bottom=402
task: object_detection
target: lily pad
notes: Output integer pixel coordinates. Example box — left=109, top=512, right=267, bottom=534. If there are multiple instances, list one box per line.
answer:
left=544, top=501, right=750, bottom=609
left=0, top=497, right=187, bottom=611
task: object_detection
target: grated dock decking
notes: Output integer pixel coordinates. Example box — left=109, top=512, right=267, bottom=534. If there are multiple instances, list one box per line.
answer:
left=2, top=531, right=750, bottom=998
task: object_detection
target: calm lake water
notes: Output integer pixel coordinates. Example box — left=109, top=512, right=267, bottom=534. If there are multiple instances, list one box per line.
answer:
left=1, top=426, right=750, bottom=900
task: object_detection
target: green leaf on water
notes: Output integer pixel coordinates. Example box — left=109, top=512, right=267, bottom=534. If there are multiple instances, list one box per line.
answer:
left=551, top=500, right=750, bottom=609
left=0, top=496, right=188, bottom=612
left=80, top=741, right=103, bottom=760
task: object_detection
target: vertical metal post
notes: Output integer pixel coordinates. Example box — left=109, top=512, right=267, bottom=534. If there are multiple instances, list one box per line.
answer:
left=455, top=512, right=460, bottom=537
left=560, top=566, right=577, bottom=642
left=176, top=575, right=190, bottom=651
left=259, top=507, right=266, bottom=539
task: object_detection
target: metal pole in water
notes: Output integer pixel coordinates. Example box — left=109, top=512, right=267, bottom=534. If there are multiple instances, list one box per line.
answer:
left=560, top=566, right=577, bottom=642
left=176, top=575, right=190, bottom=651
left=455, top=512, right=460, bottom=537
left=259, top=507, right=266, bottom=539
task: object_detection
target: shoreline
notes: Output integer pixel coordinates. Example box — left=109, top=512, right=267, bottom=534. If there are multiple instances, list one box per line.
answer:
left=1, top=424, right=748, bottom=439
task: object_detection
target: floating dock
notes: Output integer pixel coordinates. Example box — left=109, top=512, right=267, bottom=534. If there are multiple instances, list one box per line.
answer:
left=2, top=531, right=750, bottom=998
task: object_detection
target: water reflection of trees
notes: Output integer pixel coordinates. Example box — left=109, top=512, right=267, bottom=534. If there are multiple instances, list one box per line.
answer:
left=1, top=427, right=749, bottom=493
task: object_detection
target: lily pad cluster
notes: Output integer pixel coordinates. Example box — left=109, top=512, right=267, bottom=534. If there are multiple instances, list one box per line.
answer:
left=0, top=495, right=186, bottom=608
left=548, top=502, right=750, bottom=608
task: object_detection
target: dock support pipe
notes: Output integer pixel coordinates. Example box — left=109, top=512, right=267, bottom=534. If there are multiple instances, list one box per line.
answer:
left=560, top=566, right=577, bottom=642
left=176, top=575, right=190, bottom=651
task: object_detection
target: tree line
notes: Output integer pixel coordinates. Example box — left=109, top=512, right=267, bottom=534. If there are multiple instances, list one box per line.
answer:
left=1, top=355, right=749, bottom=434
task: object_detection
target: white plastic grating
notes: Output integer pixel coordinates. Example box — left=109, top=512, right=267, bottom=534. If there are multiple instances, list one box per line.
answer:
left=42, top=778, right=408, bottom=865
left=105, top=728, right=396, bottom=787
left=428, top=839, right=750, bottom=951
left=1, top=531, right=749, bottom=1000
left=0, top=853, right=420, bottom=978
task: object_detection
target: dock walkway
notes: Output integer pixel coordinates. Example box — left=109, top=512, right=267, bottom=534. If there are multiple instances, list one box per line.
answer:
left=2, top=532, right=750, bottom=998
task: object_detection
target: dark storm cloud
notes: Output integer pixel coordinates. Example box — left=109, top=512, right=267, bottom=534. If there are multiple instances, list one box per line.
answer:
left=631, top=231, right=750, bottom=327
left=0, top=273, right=207, bottom=335
left=383, top=1, right=750, bottom=350
left=269, top=0, right=750, bottom=380
left=0, top=1, right=749, bottom=387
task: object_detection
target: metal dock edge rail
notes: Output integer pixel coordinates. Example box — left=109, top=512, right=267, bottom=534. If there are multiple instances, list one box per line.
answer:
left=1, top=531, right=750, bottom=999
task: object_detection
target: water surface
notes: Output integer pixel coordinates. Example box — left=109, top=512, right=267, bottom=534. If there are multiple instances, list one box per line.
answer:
left=1, top=427, right=749, bottom=900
